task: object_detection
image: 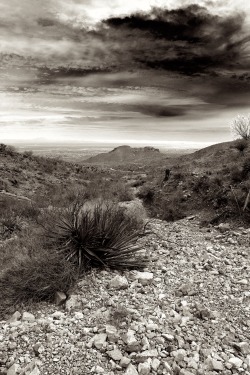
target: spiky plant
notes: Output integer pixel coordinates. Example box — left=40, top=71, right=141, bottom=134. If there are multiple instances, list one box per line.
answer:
left=43, top=200, right=147, bottom=271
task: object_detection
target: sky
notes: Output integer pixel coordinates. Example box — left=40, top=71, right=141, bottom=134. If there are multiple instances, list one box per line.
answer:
left=0, top=0, right=250, bottom=148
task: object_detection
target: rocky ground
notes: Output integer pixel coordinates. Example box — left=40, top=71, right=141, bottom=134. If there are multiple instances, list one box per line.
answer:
left=0, top=217, right=250, bottom=375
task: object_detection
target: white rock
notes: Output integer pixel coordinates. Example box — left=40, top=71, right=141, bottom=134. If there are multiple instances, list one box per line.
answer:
left=8, top=311, right=21, bottom=323
left=74, top=312, right=84, bottom=320
left=162, top=333, right=175, bottom=341
left=107, top=348, right=123, bottom=361
left=123, top=329, right=139, bottom=351
left=54, top=291, right=67, bottom=305
left=125, top=364, right=139, bottom=375
left=228, top=357, right=243, bottom=368
left=151, top=358, right=160, bottom=371
left=22, top=312, right=35, bottom=322
left=134, top=272, right=154, bottom=286
left=109, top=275, right=129, bottom=289
left=7, top=364, right=19, bottom=375
left=29, top=367, right=41, bottom=375
left=93, top=333, right=107, bottom=349
left=65, top=294, right=79, bottom=311
left=120, top=357, right=131, bottom=368
left=138, top=360, right=151, bottom=375
left=105, top=324, right=119, bottom=342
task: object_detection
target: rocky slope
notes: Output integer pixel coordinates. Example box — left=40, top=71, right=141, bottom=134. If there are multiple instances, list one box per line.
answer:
left=0, top=217, right=250, bottom=375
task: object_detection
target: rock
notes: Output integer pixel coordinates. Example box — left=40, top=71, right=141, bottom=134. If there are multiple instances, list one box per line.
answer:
left=206, top=357, right=224, bottom=371
left=233, top=341, right=250, bottom=354
left=136, top=349, right=158, bottom=362
left=120, top=357, right=131, bottom=368
left=177, top=282, right=195, bottom=296
left=228, top=356, right=243, bottom=368
left=107, top=348, right=123, bottom=361
left=138, top=360, right=151, bottom=375
left=29, top=367, right=41, bottom=375
left=8, top=311, right=21, bottom=323
left=65, top=294, right=79, bottom=311
left=54, top=291, right=67, bottom=305
left=162, top=333, right=175, bottom=341
left=106, top=325, right=119, bottom=342
left=172, top=349, right=187, bottom=362
left=93, top=333, right=107, bottom=349
left=218, top=223, right=230, bottom=233
left=7, top=364, right=19, bottom=375
left=109, top=275, right=129, bottom=290
left=22, top=312, right=35, bottom=322
left=125, top=364, right=139, bottom=375
left=74, top=312, right=84, bottom=320
left=123, top=329, right=140, bottom=352
left=95, top=366, right=105, bottom=373
left=151, top=358, right=160, bottom=371
left=134, top=272, right=153, bottom=286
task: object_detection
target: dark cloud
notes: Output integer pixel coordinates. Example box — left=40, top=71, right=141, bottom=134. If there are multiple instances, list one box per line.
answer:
left=103, top=5, right=249, bottom=74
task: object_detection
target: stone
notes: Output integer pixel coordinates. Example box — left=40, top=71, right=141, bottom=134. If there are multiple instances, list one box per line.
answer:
left=7, top=364, right=19, bottom=375
left=29, top=367, right=41, bottom=375
left=107, top=348, right=123, bottom=361
left=218, top=223, right=230, bottom=233
left=106, top=325, right=119, bottom=342
left=123, top=329, right=140, bottom=352
left=95, top=366, right=105, bottom=373
left=22, top=312, right=35, bottom=322
left=125, top=364, right=139, bottom=375
left=228, top=356, right=243, bottom=368
left=8, top=311, right=21, bottom=323
left=54, top=291, right=67, bottom=305
left=74, top=312, right=84, bottom=320
left=206, top=357, right=224, bottom=371
left=65, top=294, right=79, bottom=311
left=93, top=333, right=107, bottom=349
left=137, top=349, right=158, bottom=362
left=151, top=358, right=160, bottom=371
left=172, top=349, right=187, bottom=362
left=162, top=333, right=175, bottom=341
left=233, top=341, right=250, bottom=354
left=109, top=275, right=129, bottom=289
left=138, top=360, right=151, bottom=375
left=134, top=272, right=154, bottom=286
left=120, top=357, right=131, bottom=368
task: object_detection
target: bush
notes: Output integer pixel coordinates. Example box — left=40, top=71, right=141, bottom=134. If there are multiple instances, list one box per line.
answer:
left=234, top=139, right=249, bottom=154
left=42, top=200, right=147, bottom=271
left=231, top=114, right=250, bottom=140
left=0, top=251, right=77, bottom=318
left=242, top=158, right=250, bottom=179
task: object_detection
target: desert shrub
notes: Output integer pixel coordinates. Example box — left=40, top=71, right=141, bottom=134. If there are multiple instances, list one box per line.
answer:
left=192, top=176, right=210, bottom=193
left=22, top=150, right=33, bottom=158
left=0, top=251, right=77, bottom=318
left=242, top=158, right=250, bottom=179
left=234, top=139, right=249, bottom=154
left=231, top=114, right=250, bottom=140
left=137, top=184, right=155, bottom=203
left=0, top=143, right=17, bottom=156
left=230, top=166, right=243, bottom=183
left=42, top=200, right=146, bottom=271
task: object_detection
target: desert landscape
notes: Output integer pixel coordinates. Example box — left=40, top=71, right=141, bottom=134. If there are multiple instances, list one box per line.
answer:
left=1, top=0, right=250, bottom=374
left=0, top=139, right=249, bottom=375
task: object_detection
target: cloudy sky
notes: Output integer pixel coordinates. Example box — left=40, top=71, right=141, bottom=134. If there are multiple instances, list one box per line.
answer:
left=0, top=0, right=250, bottom=148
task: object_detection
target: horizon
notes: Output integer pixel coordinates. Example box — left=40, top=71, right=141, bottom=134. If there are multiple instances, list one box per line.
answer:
left=1, top=1, right=250, bottom=145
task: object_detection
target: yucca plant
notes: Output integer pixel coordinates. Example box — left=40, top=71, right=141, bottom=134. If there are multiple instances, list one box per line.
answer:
left=43, top=200, right=147, bottom=271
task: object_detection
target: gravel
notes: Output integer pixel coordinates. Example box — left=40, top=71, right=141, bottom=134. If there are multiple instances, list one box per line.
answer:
left=0, top=217, right=249, bottom=374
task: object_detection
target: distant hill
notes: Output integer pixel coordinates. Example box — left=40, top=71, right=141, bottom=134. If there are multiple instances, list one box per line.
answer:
left=84, top=145, right=165, bottom=164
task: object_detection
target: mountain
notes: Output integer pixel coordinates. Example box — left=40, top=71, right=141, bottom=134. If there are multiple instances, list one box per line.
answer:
left=84, top=145, right=164, bottom=164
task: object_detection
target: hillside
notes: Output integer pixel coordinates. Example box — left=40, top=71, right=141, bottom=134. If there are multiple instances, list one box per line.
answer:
left=85, top=145, right=165, bottom=164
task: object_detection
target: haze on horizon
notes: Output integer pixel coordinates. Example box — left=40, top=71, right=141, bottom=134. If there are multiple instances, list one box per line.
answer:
left=0, top=0, right=250, bottom=149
